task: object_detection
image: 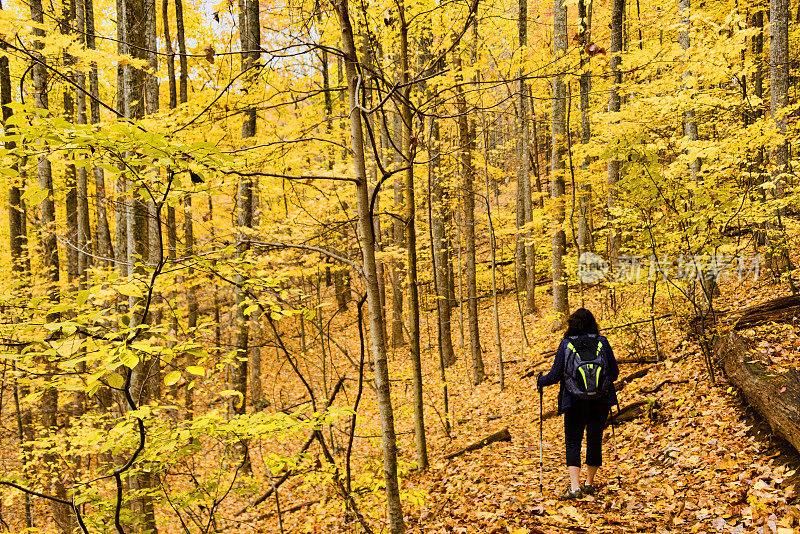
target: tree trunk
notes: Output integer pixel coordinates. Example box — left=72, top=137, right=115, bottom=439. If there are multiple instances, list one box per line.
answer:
left=429, top=78, right=456, bottom=368
left=483, top=118, right=504, bottom=389
left=398, top=0, right=428, bottom=470
left=2, top=18, right=26, bottom=279
left=60, top=0, right=79, bottom=287
left=175, top=0, right=188, bottom=104
left=163, top=0, right=177, bottom=109
left=231, top=0, right=259, bottom=472
left=123, top=0, right=158, bottom=527
left=75, top=0, right=92, bottom=283
left=114, top=0, right=127, bottom=268
left=679, top=0, right=701, bottom=187
left=515, top=0, right=528, bottom=309
left=577, top=0, right=593, bottom=251
left=770, top=0, right=789, bottom=222
left=454, top=39, right=485, bottom=385
left=551, top=0, right=570, bottom=326
left=391, top=111, right=405, bottom=348
left=334, top=1, right=404, bottom=530
left=81, top=0, right=112, bottom=264
left=607, top=0, right=624, bottom=280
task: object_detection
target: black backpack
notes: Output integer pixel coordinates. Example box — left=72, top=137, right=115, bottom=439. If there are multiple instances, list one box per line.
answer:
left=563, top=335, right=611, bottom=400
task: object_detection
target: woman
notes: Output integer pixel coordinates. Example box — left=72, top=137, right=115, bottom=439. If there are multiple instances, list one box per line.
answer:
left=537, top=308, right=619, bottom=500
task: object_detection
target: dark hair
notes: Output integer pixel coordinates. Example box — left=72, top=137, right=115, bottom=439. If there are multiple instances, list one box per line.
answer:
left=564, top=308, right=600, bottom=338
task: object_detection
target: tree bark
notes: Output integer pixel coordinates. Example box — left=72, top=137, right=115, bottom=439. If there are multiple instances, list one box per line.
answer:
left=86, top=6, right=108, bottom=257
left=429, top=77, right=456, bottom=368
left=679, top=0, right=701, bottom=187
left=391, top=111, right=406, bottom=348
left=75, top=0, right=92, bottom=283
left=398, top=0, right=428, bottom=470
left=334, top=1, right=404, bottom=530
left=163, top=0, right=177, bottom=108
left=718, top=332, right=800, bottom=456
left=515, top=0, right=529, bottom=308
left=551, top=0, right=570, bottom=325
left=60, top=0, right=79, bottom=287
left=607, top=0, right=624, bottom=276
left=175, top=0, right=188, bottom=104
left=114, top=0, right=127, bottom=269
left=454, top=37, right=485, bottom=384
left=577, top=0, right=593, bottom=251
left=2, top=17, right=26, bottom=279
left=770, top=0, right=789, bottom=220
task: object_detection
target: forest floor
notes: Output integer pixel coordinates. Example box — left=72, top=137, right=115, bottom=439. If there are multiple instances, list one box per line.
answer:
left=389, top=285, right=800, bottom=534
left=215, top=275, right=800, bottom=534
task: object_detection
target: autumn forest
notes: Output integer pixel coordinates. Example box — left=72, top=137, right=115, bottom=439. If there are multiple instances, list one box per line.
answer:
left=0, top=0, right=799, bottom=532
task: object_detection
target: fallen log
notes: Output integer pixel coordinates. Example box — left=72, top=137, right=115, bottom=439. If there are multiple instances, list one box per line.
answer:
left=692, top=294, right=800, bottom=332
left=605, top=401, right=647, bottom=427
left=444, top=428, right=511, bottom=459
left=716, top=331, right=800, bottom=455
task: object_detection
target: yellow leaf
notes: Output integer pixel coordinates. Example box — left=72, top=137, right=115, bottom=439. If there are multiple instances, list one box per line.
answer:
left=186, top=366, right=205, bottom=376
left=107, top=373, right=124, bottom=389
left=117, top=283, right=143, bottom=298
left=164, top=371, right=181, bottom=386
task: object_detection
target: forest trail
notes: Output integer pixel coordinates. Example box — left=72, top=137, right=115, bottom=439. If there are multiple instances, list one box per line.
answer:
left=408, top=331, right=800, bottom=534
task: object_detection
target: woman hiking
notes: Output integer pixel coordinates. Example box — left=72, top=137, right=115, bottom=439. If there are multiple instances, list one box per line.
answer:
left=537, top=308, right=619, bottom=500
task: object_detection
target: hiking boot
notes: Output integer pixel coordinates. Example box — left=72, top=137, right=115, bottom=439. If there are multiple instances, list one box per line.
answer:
left=559, top=487, right=583, bottom=500
left=580, top=483, right=597, bottom=495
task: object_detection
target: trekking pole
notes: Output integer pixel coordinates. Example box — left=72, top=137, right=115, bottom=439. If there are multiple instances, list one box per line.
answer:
left=612, top=401, right=621, bottom=487
left=538, top=375, right=544, bottom=494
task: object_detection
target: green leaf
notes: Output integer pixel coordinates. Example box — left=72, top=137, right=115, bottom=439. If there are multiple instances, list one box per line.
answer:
left=164, top=371, right=181, bottom=386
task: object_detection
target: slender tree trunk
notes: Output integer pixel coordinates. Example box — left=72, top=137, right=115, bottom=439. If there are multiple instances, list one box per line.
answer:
left=334, top=1, right=404, bottom=530
left=2, top=11, right=26, bottom=279
left=771, top=0, right=789, bottom=219
left=398, top=0, right=428, bottom=470
left=577, top=0, right=593, bottom=251
left=230, top=0, right=259, bottom=472
left=391, top=111, right=405, bottom=348
left=607, top=0, right=624, bottom=278
left=81, top=0, right=112, bottom=264
left=515, top=0, right=528, bottom=308
left=175, top=0, right=188, bottom=103
left=551, top=0, right=570, bottom=325
left=429, top=77, right=456, bottom=368
left=75, top=0, right=92, bottom=283
left=454, top=39, right=485, bottom=384
left=164, top=0, right=177, bottom=109
left=679, top=0, right=701, bottom=186
left=114, top=0, right=127, bottom=268
left=481, top=113, right=504, bottom=389
left=61, top=0, right=79, bottom=287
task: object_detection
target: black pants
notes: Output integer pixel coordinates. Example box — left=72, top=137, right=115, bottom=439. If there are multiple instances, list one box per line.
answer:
left=564, top=400, right=610, bottom=468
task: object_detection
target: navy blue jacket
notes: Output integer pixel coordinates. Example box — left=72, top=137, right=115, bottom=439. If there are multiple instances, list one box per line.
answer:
left=536, top=334, right=619, bottom=414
